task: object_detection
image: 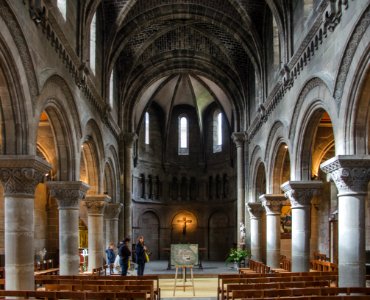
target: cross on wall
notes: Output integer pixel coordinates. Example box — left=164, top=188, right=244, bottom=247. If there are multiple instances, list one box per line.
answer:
left=177, top=216, right=192, bottom=236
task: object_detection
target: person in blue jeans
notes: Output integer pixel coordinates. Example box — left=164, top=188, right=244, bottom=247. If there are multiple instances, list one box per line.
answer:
left=135, top=235, right=147, bottom=276
left=105, top=242, right=116, bottom=274
left=118, top=237, right=131, bottom=276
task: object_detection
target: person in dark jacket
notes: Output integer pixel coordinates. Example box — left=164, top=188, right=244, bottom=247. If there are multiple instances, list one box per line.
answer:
left=118, top=237, right=131, bottom=276
left=135, top=235, right=147, bottom=276
left=105, top=242, right=116, bottom=274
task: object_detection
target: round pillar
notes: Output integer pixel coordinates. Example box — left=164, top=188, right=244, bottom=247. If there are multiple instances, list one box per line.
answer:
left=247, top=202, right=264, bottom=262
left=0, top=156, right=50, bottom=290
left=105, top=203, right=122, bottom=247
left=47, top=181, right=89, bottom=275
left=321, top=155, right=370, bottom=287
left=282, top=181, right=322, bottom=272
left=260, top=194, right=285, bottom=268
left=84, top=195, right=110, bottom=272
left=123, top=133, right=137, bottom=239
left=232, top=132, right=246, bottom=245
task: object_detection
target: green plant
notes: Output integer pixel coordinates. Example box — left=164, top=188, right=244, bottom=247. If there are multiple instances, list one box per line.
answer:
left=226, top=248, right=251, bottom=263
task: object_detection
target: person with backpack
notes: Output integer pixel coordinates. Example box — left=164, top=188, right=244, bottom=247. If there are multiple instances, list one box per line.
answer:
left=118, top=237, right=131, bottom=276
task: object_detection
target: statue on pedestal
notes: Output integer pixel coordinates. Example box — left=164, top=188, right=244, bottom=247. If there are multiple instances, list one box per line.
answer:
left=240, top=222, right=246, bottom=244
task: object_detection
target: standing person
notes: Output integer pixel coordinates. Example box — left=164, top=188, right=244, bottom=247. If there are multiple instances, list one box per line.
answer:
left=118, top=237, right=131, bottom=276
left=105, top=242, right=116, bottom=274
left=135, top=235, right=147, bottom=276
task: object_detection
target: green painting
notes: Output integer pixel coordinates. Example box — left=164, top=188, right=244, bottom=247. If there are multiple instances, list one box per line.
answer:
left=170, top=244, right=199, bottom=266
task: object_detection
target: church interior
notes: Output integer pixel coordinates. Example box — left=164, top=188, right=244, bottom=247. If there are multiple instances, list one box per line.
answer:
left=0, top=0, right=369, bottom=295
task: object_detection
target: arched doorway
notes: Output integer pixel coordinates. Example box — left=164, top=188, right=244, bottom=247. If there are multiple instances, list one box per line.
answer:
left=208, top=211, right=230, bottom=260
left=136, top=211, right=160, bottom=260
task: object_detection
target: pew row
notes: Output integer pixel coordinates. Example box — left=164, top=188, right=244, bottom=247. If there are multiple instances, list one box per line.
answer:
left=35, top=275, right=160, bottom=300
left=230, top=287, right=370, bottom=300
left=0, top=289, right=149, bottom=299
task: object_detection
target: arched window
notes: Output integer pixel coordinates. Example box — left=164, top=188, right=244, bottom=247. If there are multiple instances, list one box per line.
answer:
left=90, top=13, right=96, bottom=74
left=213, top=111, right=222, bottom=153
left=272, top=16, right=281, bottom=69
left=304, top=0, right=313, bottom=19
left=57, top=0, right=67, bottom=20
left=109, top=70, right=114, bottom=108
left=145, top=112, right=150, bottom=145
left=178, top=115, right=189, bottom=155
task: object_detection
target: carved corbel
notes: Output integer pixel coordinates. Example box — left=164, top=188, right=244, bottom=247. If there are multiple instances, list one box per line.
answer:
left=29, top=0, right=48, bottom=25
left=324, top=0, right=342, bottom=33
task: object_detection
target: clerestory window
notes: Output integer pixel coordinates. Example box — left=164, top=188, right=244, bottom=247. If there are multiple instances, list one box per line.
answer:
left=213, top=111, right=223, bottom=153
left=272, top=16, right=281, bottom=69
left=90, top=13, right=96, bottom=74
left=57, top=0, right=67, bottom=20
left=109, top=70, right=114, bottom=108
left=178, top=115, right=189, bottom=155
left=145, top=112, right=150, bottom=145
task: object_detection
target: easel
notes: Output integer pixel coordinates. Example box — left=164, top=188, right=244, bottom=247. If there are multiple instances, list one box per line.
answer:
left=173, top=265, right=195, bottom=296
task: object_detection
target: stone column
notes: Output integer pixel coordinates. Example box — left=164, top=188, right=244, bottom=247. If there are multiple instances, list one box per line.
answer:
left=260, top=194, right=285, bottom=268
left=84, top=195, right=110, bottom=272
left=232, top=132, right=246, bottom=245
left=123, top=133, right=137, bottom=239
left=321, top=155, right=370, bottom=287
left=105, top=203, right=122, bottom=247
left=47, top=181, right=89, bottom=275
left=0, top=156, right=50, bottom=290
left=247, top=202, right=264, bottom=262
left=281, top=181, right=322, bottom=272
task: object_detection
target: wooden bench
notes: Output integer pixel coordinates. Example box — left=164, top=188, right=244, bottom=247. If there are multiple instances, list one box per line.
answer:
left=311, top=260, right=338, bottom=272
left=225, top=280, right=331, bottom=300
left=230, top=287, right=370, bottom=299
left=247, top=259, right=272, bottom=274
left=218, top=272, right=338, bottom=300
left=36, top=275, right=159, bottom=299
left=34, top=267, right=60, bottom=276
left=38, top=274, right=161, bottom=299
left=91, top=266, right=107, bottom=276
left=44, top=283, right=154, bottom=299
left=313, top=251, right=329, bottom=261
left=0, top=289, right=149, bottom=299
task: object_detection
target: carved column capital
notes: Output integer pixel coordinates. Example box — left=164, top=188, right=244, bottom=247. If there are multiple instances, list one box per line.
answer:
left=104, top=203, right=123, bottom=220
left=281, top=181, right=322, bottom=208
left=47, top=181, right=90, bottom=209
left=84, top=195, right=111, bottom=215
left=260, top=194, right=286, bottom=215
left=0, top=155, right=51, bottom=196
left=247, top=202, right=264, bottom=219
left=231, top=132, right=246, bottom=148
left=123, top=133, right=138, bottom=148
left=320, top=155, right=370, bottom=194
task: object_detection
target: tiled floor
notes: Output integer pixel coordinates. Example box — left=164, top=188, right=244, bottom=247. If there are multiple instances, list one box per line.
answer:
left=139, top=260, right=238, bottom=276
left=124, top=260, right=235, bottom=299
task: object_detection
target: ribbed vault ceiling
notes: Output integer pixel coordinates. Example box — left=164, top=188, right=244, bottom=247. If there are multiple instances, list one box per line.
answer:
left=134, top=73, right=232, bottom=133
left=84, top=0, right=286, bottom=129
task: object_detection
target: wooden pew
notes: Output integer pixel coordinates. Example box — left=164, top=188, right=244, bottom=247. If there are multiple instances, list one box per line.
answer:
left=34, top=268, right=60, bottom=276
left=40, top=277, right=157, bottom=299
left=230, top=287, right=370, bottom=299
left=91, top=266, right=106, bottom=276
left=36, top=274, right=161, bottom=300
left=218, top=272, right=338, bottom=300
left=311, top=260, right=338, bottom=272
left=225, top=280, right=331, bottom=300
left=0, top=289, right=149, bottom=299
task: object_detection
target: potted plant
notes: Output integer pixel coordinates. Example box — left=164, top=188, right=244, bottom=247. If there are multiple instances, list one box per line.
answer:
left=226, top=248, right=251, bottom=269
